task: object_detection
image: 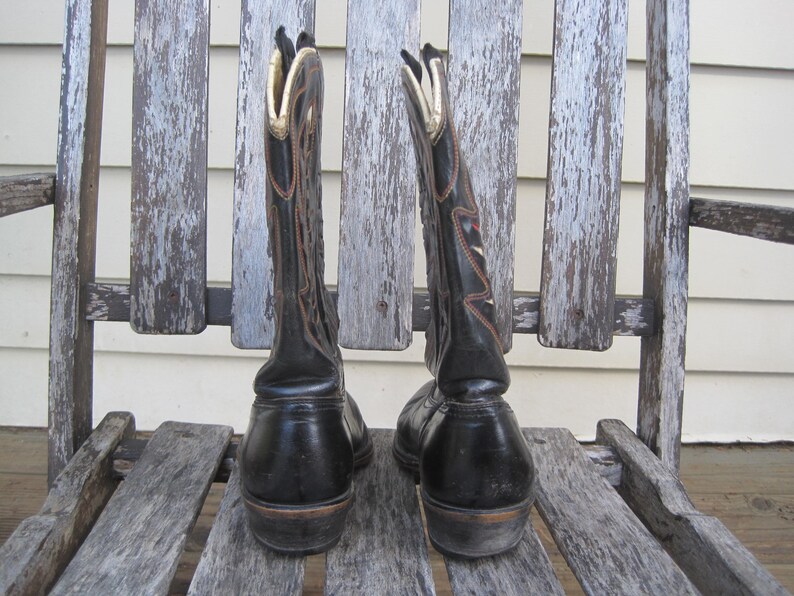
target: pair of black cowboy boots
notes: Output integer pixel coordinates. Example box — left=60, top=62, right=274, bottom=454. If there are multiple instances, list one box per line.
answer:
left=237, top=30, right=534, bottom=559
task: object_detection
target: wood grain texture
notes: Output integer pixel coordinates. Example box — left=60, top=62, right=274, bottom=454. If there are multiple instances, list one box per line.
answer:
left=583, top=444, right=623, bottom=487
left=638, top=0, right=690, bottom=473
left=336, top=0, right=420, bottom=350
left=51, top=421, right=232, bottom=595
left=85, top=283, right=654, bottom=337
left=0, top=173, right=55, bottom=217
left=526, top=428, right=697, bottom=595
left=509, top=295, right=653, bottom=337
left=231, top=0, right=315, bottom=349
left=325, top=430, right=435, bottom=594
left=444, top=516, right=564, bottom=595
left=86, top=283, right=231, bottom=326
left=690, top=197, right=794, bottom=245
left=4, top=430, right=794, bottom=594
left=130, top=0, right=209, bottom=335
left=48, top=0, right=108, bottom=486
left=113, top=437, right=238, bottom=483
left=187, top=464, right=305, bottom=595
left=0, top=413, right=134, bottom=596
left=597, top=419, right=789, bottom=596
left=446, top=0, right=522, bottom=352
left=539, top=0, right=628, bottom=352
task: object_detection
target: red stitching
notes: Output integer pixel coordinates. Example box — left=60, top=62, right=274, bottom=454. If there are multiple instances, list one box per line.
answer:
left=265, top=63, right=321, bottom=201
left=448, top=173, right=504, bottom=350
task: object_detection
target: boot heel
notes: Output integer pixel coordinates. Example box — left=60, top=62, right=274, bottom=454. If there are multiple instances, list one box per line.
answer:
left=242, top=488, right=353, bottom=556
left=422, top=491, right=531, bottom=559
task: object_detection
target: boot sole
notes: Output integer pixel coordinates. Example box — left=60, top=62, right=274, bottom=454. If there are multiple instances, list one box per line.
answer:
left=242, top=486, right=353, bottom=556
left=421, top=491, right=532, bottom=559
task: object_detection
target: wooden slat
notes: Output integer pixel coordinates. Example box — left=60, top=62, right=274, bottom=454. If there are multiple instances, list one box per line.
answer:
left=444, top=516, right=564, bottom=595
left=0, top=413, right=134, bottom=596
left=51, top=422, right=232, bottom=595
left=85, top=283, right=654, bottom=337
left=112, top=438, right=622, bottom=488
left=583, top=444, right=623, bottom=487
left=48, top=0, right=108, bottom=486
left=325, top=430, right=435, bottom=594
left=508, top=295, right=653, bottom=337
left=526, top=428, right=697, bottom=595
left=539, top=0, right=628, bottom=352
left=231, top=0, right=315, bottom=349
left=638, top=0, right=690, bottom=472
left=597, top=419, right=789, bottom=595
left=187, top=464, right=304, bottom=595
left=690, top=197, right=794, bottom=245
left=446, top=0, right=523, bottom=351
left=0, top=173, right=55, bottom=218
left=336, top=0, right=420, bottom=350
left=129, top=0, right=210, bottom=335
left=113, top=437, right=237, bottom=482
left=87, top=283, right=230, bottom=326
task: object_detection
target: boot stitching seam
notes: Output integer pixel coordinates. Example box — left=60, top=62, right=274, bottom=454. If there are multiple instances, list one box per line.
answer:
left=266, top=63, right=321, bottom=200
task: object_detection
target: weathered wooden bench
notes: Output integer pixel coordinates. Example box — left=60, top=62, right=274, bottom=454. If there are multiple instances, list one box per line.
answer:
left=1, top=0, right=792, bottom=593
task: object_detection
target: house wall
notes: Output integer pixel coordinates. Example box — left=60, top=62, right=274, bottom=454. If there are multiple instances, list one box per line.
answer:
left=1, top=0, right=792, bottom=440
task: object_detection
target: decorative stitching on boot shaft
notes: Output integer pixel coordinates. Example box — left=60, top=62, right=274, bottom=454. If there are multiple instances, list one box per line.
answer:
left=265, top=63, right=321, bottom=200
left=451, top=171, right=504, bottom=351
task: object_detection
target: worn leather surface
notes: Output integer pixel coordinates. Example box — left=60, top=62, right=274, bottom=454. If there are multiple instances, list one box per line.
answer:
left=239, top=36, right=370, bottom=507
left=395, top=45, right=533, bottom=510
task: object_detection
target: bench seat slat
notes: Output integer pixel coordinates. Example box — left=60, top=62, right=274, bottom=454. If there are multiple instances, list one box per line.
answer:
left=231, top=0, right=315, bottom=349
left=445, top=516, right=564, bottom=595
left=325, top=430, right=435, bottom=595
left=336, top=0, right=420, bottom=350
left=51, top=422, right=232, bottom=595
left=130, top=0, right=210, bottom=334
left=597, top=419, right=789, bottom=595
left=526, top=427, right=697, bottom=595
left=0, top=413, right=134, bottom=595
left=188, top=464, right=305, bottom=595
left=446, top=0, right=523, bottom=351
left=539, top=0, right=628, bottom=351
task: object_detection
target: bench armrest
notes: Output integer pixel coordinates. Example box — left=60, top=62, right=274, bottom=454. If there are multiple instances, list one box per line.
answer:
left=690, top=197, right=794, bottom=245
left=0, top=173, right=56, bottom=217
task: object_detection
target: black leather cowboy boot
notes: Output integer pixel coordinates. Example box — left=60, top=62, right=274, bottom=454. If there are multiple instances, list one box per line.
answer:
left=238, top=28, right=372, bottom=555
left=393, top=45, right=535, bottom=558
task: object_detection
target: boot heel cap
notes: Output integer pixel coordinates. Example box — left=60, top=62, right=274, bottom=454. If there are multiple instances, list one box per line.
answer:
left=422, top=493, right=531, bottom=559
left=243, top=490, right=353, bottom=556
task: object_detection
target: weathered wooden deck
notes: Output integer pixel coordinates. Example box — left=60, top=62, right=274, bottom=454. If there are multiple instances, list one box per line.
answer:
left=1, top=426, right=791, bottom=595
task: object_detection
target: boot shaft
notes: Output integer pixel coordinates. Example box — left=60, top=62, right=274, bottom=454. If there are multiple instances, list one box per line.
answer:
left=255, top=31, right=342, bottom=398
left=401, top=46, right=510, bottom=398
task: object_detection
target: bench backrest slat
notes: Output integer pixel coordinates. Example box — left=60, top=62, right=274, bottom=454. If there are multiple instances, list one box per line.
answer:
left=230, top=0, right=316, bottom=349
left=129, top=0, right=210, bottom=334
left=538, top=0, right=628, bottom=351
left=336, top=0, right=421, bottom=350
left=447, top=0, right=523, bottom=352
